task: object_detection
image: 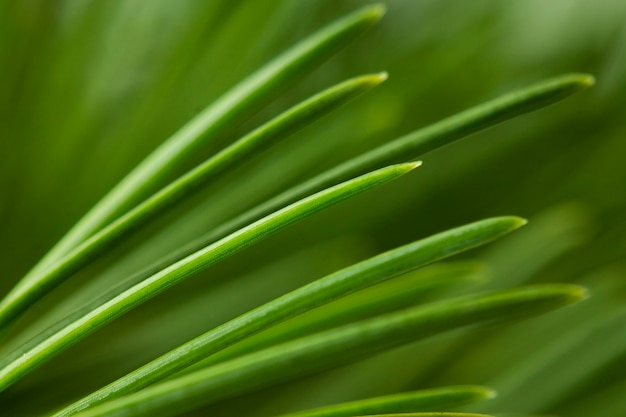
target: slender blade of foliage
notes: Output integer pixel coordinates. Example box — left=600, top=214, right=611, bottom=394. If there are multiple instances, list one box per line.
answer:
left=8, top=3, right=386, bottom=310
left=0, top=162, right=417, bottom=393
left=182, top=262, right=488, bottom=374
left=71, top=284, right=587, bottom=417
left=115, top=73, right=594, bottom=305
left=0, top=73, right=386, bottom=331
left=55, top=219, right=517, bottom=416
left=199, top=74, right=594, bottom=243
left=273, top=385, right=496, bottom=417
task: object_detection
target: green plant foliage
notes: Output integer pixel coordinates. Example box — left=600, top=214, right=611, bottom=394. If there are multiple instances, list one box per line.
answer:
left=20, top=3, right=385, bottom=275
left=53, top=218, right=522, bottom=416
left=68, top=285, right=585, bottom=417
left=184, top=261, right=488, bottom=372
left=0, top=72, right=387, bottom=330
left=1, top=2, right=624, bottom=417
left=0, top=162, right=418, bottom=392
left=0, top=5, right=387, bottom=332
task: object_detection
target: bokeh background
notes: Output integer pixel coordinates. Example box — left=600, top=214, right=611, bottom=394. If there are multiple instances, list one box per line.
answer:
left=0, top=1, right=625, bottom=416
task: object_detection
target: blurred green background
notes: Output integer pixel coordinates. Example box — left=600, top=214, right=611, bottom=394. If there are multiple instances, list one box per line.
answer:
left=0, top=1, right=625, bottom=416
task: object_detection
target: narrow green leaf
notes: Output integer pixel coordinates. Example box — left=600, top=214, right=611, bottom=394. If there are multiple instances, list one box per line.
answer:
left=0, top=162, right=417, bottom=393
left=72, top=284, right=587, bottom=417
left=197, top=73, right=594, bottom=247
left=119, top=73, right=594, bottom=304
left=55, top=220, right=514, bottom=416
left=274, top=386, right=496, bottom=417
left=10, top=3, right=386, bottom=306
left=183, top=261, right=488, bottom=374
left=0, top=72, right=386, bottom=331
